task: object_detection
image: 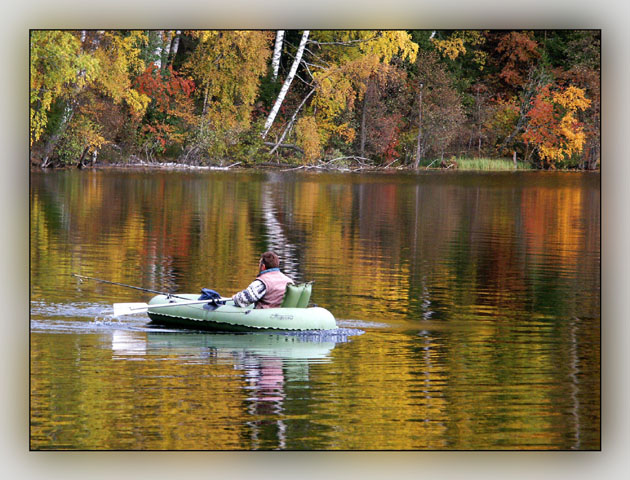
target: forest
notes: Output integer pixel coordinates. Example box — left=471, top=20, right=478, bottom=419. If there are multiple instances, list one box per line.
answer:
left=29, top=30, right=600, bottom=170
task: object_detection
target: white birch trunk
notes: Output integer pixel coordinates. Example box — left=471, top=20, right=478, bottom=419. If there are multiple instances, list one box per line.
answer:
left=168, top=30, right=181, bottom=66
left=271, top=30, right=285, bottom=81
left=153, top=31, right=163, bottom=69
left=262, top=30, right=309, bottom=139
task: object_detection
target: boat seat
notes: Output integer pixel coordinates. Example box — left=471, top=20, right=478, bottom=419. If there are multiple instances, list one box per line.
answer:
left=281, top=282, right=312, bottom=308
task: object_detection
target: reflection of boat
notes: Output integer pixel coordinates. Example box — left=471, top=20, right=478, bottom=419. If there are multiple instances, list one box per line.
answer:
left=146, top=294, right=337, bottom=332
left=145, top=331, right=337, bottom=360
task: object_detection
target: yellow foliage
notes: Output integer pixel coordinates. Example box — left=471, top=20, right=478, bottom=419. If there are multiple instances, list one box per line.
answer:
left=552, top=85, right=591, bottom=111
left=432, top=31, right=487, bottom=66
left=312, top=30, right=416, bottom=65
left=30, top=30, right=148, bottom=145
left=358, top=30, right=418, bottom=63
left=528, top=85, right=590, bottom=163
left=93, top=31, right=150, bottom=116
left=432, top=37, right=466, bottom=60
left=125, top=89, right=151, bottom=118
left=295, top=116, right=322, bottom=163
left=30, top=31, right=98, bottom=144
left=300, top=31, right=417, bottom=148
left=185, top=30, right=273, bottom=130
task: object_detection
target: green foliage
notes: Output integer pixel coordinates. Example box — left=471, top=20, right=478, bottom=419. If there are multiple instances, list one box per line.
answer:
left=54, top=115, right=105, bottom=165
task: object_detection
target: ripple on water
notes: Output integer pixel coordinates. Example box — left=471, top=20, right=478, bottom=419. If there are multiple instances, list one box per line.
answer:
left=30, top=300, right=151, bottom=334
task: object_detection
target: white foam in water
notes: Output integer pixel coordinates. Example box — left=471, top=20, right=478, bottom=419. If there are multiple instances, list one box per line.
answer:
left=30, top=300, right=147, bottom=333
left=30, top=300, right=113, bottom=319
left=336, top=319, right=388, bottom=329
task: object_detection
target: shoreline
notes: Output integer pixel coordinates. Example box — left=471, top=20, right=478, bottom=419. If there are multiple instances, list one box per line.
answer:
left=30, top=151, right=599, bottom=173
left=29, top=161, right=600, bottom=174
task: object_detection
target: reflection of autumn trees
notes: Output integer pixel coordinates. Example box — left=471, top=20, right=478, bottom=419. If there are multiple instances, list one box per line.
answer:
left=30, top=171, right=600, bottom=449
left=31, top=332, right=246, bottom=449
left=32, top=171, right=599, bottom=322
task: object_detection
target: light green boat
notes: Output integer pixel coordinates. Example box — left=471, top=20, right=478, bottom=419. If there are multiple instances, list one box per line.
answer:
left=146, top=283, right=337, bottom=332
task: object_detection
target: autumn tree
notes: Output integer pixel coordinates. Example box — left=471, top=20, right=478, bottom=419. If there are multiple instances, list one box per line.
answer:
left=522, top=84, right=591, bottom=168
left=134, top=64, right=196, bottom=161
left=358, top=65, right=406, bottom=162
left=265, top=30, right=417, bottom=163
left=30, top=31, right=99, bottom=165
left=404, top=49, right=465, bottom=165
left=553, top=31, right=600, bottom=169
left=29, top=30, right=599, bottom=170
left=30, top=30, right=150, bottom=166
left=183, top=30, right=273, bottom=163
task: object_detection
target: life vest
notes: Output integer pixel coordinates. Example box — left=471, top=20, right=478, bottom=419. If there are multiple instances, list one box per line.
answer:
left=255, top=268, right=293, bottom=309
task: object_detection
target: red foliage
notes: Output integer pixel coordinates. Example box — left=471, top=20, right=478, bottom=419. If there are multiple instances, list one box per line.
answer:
left=495, top=31, right=540, bottom=89
left=135, top=64, right=195, bottom=113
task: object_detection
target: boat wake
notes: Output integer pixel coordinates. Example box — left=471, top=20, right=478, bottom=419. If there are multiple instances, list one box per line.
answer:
left=280, top=327, right=364, bottom=342
left=336, top=319, right=389, bottom=329
left=30, top=300, right=151, bottom=333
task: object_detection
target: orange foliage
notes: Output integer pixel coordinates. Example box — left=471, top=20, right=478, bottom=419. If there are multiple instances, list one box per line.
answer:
left=496, top=31, right=540, bottom=88
left=523, top=84, right=590, bottom=165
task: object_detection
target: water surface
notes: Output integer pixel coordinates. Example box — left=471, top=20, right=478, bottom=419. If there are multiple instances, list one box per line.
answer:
left=30, top=169, right=600, bottom=450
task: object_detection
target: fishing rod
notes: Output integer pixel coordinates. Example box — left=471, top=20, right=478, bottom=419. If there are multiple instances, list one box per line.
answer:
left=72, top=274, right=189, bottom=300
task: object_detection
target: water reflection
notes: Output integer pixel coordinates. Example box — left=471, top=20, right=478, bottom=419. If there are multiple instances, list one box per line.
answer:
left=30, top=170, right=600, bottom=450
left=110, top=330, right=345, bottom=450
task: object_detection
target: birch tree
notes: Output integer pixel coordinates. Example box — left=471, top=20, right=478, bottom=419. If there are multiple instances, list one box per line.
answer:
left=271, top=30, right=285, bottom=81
left=151, top=30, right=164, bottom=69
left=31, top=30, right=149, bottom=165
left=261, top=30, right=309, bottom=139
left=168, top=30, right=182, bottom=67
left=33, top=31, right=97, bottom=166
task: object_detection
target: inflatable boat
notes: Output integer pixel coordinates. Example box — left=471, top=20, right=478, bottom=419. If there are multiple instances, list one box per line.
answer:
left=146, top=283, right=337, bottom=332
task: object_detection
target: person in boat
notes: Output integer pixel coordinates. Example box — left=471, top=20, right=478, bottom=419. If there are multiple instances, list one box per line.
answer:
left=231, top=251, right=294, bottom=309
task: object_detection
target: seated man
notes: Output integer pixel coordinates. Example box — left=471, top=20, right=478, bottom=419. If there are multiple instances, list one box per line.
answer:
left=232, top=251, right=294, bottom=309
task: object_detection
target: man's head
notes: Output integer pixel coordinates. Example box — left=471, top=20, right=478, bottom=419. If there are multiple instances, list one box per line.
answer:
left=259, top=251, right=279, bottom=271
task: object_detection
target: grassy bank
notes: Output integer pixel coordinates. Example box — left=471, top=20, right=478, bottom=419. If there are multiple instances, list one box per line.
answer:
left=419, top=157, right=533, bottom=171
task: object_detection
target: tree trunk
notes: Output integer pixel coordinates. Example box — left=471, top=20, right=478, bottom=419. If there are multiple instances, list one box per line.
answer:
left=414, top=83, right=424, bottom=169
left=269, top=87, right=316, bottom=155
left=162, top=31, right=173, bottom=70
left=41, top=101, right=76, bottom=167
left=152, top=31, right=164, bottom=69
left=513, top=151, right=517, bottom=169
left=40, top=32, right=91, bottom=167
left=476, top=85, right=482, bottom=156
left=77, top=146, right=90, bottom=168
left=202, top=81, right=209, bottom=115
left=168, top=30, right=181, bottom=67
left=271, top=30, right=285, bottom=81
left=262, top=30, right=309, bottom=139
left=360, top=79, right=372, bottom=158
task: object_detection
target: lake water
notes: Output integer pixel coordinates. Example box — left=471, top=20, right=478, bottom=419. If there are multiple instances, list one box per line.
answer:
left=30, top=168, right=600, bottom=450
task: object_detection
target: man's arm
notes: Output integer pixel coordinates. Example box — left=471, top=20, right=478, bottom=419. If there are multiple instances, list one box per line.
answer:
left=232, top=279, right=267, bottom=307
